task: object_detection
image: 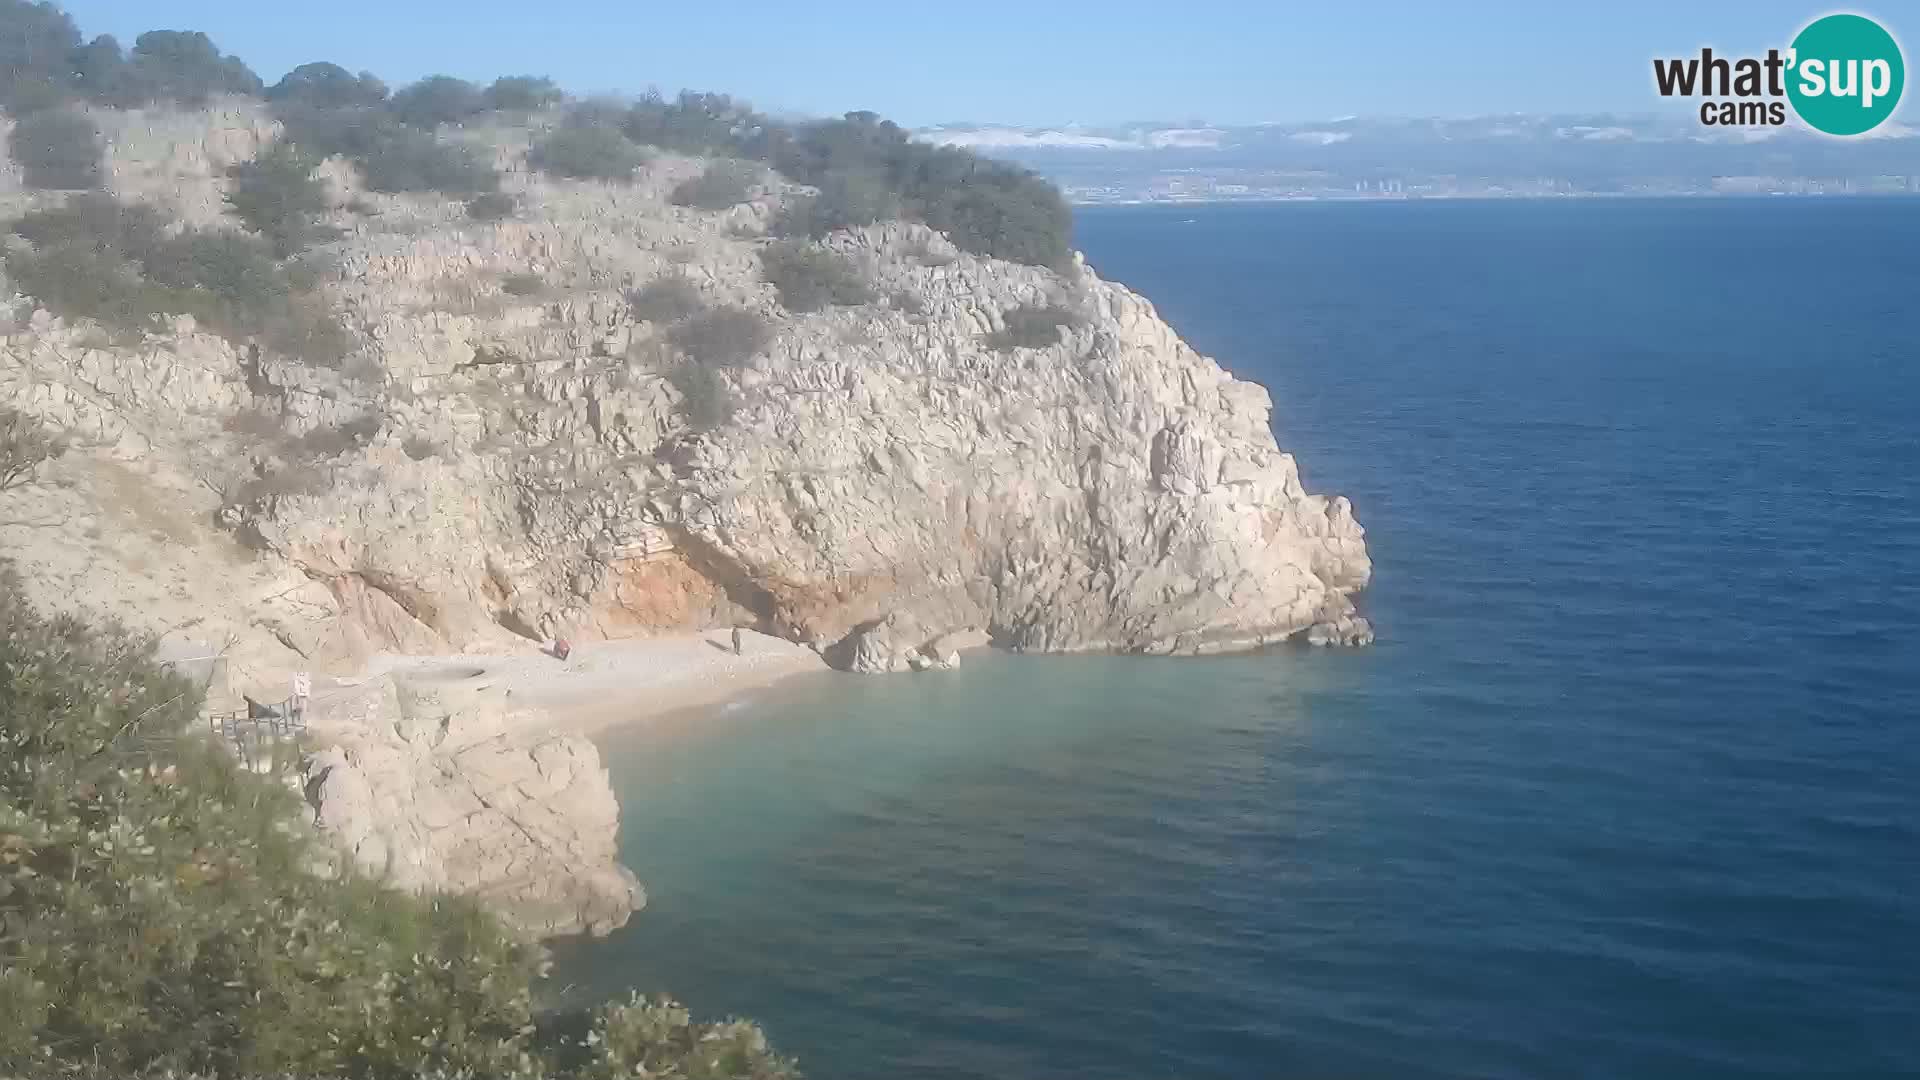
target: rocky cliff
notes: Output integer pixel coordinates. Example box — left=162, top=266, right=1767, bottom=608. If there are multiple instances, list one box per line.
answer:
left=0, top=99, right=1369, bottom=931
left=302, top=668, right=642, bottom=939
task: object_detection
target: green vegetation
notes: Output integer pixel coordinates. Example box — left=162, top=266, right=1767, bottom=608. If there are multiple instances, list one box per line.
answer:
left=265, top=61, right=388, bottom=109
left=773, top=168, right=898, bottom=239
left=117, top=29, right=263, bottom=106
left=528, top=125, right=647, bottom=182
left=224, top=140, right=338, bottom=257
left=669, top=306, right=772, bottom=369
left=889, top=288, right=926, bottom=315
left=987, top=302, right=1084, bottom=351
left=5, top=193, right=352, bottom=363
left=484, top=75, right=562, bottom=112
left=627, top=275, right=705, bottom=323
left=0, top=3, right=262, bottom=116
left=6, top=106, right=99, bottom=189
left=354, top=127, right=499, bottom=195
left=0, top=406, right=66, bottom=493
left=760, top=240, right=875, bottom=313
left=620, top=90, right=757, bottom=155
left=502, top=272, right=544, bottom=297
left=670, top=160, right=758, bottom=210
left=389, top=74, right=484, bottom=129
left=0, top=2, right=1070, bottom=263
left=586, top=92, right=1070, bottom=266
left=0, top=576, right=799, bottom=1078
left=467, top=191, right=517, bottom=221
left=666, top=363, right=735, bottom=431
left=271, top=101, right=500, bottom=197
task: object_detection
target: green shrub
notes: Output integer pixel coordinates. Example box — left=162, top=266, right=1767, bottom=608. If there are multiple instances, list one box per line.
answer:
left=620, top=90, right=756, bottom=155
left=0, top=406, right=66, bottom=493
left=889, top=288, right=926, bottom=315
left=774, top=168, right=898, bottom=238
left=6, top=194, right=353, bottom=364
left=501, top=271, right=544, bottom=296
left=576, top=995, right=799, bottom=1080
left=7, top=107, right=100, bottom=190
left=272, top=102, right=404, bottom=160
left=529, top=125, right=647, bottom=182
left=389, top=74, right=484, bottom=128
left=987, top=302, right=1083, bottom=351
left=627, top=275, right=704, bottom=323
left=760, top=240, right=874, bottom=313
left=771, top=113, right=1071, bottom=268
left=356, top=127, right=499, bottom=195
left=668, top=306, right=771, bottom=368
left=0, top=577, right=800, bottom=1079
left=483, top=75, right=561, bottom=112
left=670, top=160, right=758, bottom=210
left=122, top=28, right=262, bottom=106
left=225, top=140, right=337, bottom=257
left=273, top=101, right=501, bottom=197
left=8, top=190, right=164, bottom=253
left=265, top=61, right=388, bottom=109
left=466, top=191, right=516, bottom=221
left=667, top=362, right=734, bottom=430
left=402, top=434, right=439, bottom=460
left=288, top=413, right=379, bottom=458
left=0, top=1, right=81, bottom=115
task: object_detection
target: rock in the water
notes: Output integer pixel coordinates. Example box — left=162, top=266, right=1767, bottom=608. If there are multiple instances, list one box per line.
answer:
left=1306, top=612, right=1376, bottom=648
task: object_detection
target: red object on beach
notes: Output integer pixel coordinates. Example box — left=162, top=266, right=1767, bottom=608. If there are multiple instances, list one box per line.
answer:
left=554, top=637, right=571, bottom=661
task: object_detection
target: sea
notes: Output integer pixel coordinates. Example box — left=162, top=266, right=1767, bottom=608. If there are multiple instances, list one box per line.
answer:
left=549, top=199, right=1920, bottom=1080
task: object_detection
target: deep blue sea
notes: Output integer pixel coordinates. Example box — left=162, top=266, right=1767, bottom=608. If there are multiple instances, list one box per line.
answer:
left=551, top=199, right=1920, bottom=1080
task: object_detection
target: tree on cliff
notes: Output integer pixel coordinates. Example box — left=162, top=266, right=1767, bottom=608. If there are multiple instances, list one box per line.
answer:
left=0, top=568, right=800, bottom=1078
left=5, top=106, right=101, bottom=189
left=0, top=408, right=65, bottom=494
left=266, top=61, right=388, bottom=110
left=225, top=140, right=339, bottom=256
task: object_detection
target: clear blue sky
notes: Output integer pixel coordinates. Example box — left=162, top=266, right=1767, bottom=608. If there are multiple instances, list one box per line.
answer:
left=55, top=1, right=1914, bottom=127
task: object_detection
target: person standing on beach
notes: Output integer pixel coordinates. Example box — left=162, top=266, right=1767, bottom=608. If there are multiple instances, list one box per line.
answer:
left=731, top=626, right=744, bottom=656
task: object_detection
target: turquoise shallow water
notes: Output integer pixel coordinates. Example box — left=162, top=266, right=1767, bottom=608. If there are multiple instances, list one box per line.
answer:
left=551, top=199, right=1920, bottom=1080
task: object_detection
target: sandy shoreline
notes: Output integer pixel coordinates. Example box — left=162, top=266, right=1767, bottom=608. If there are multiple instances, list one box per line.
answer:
left=340, top=628, right=834, bottom=736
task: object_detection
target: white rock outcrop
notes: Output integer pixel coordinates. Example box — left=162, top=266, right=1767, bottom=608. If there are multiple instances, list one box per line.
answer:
left=301, top=670, right=642, bottom=938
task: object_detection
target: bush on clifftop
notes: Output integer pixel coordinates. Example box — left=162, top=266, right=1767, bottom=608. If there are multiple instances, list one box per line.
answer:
left=224, top=140, right=339, bottom=256
left=986, top=302, right=1084, bottom=351
left=0, top=2, right=1074, bottom=266
left=6, top=193, right=353, bottom=364
left=265, top=61, right=388, bottom=110
left=0, top=570, right=801, bottom=1079
left=760, top=240, right=875, bottom=313
left=389, top=73, right=484, bottom=129
left=6, top=106, right=101, bottom=189
left=671, top=159, right=759, bottom=210
left=483, top=74, right=562, bottom=113
left=529, top=124, right=648, bottom=182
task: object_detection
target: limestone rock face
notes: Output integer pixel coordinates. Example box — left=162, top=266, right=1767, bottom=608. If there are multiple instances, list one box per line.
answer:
left=301, top=672, right=643, bottom=938
left=1, top=102, right=1368, bottom=683
left=1, top=100, right=1372, bottom=924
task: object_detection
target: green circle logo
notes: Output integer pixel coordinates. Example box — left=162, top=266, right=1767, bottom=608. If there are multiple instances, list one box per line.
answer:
left=1787, top=14, right=1905, bottom=136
